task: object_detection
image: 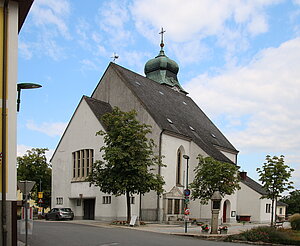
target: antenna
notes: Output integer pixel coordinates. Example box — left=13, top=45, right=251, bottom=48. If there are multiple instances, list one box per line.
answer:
left=111, top=52, right=119, bottom=63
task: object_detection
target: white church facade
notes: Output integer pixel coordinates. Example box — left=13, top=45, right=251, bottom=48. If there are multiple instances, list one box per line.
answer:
left=51, top=40, right=278, bottom=223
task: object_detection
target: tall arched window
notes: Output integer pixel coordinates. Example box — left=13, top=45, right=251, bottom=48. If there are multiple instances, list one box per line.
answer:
left=176, top=150, right=182, bottom=185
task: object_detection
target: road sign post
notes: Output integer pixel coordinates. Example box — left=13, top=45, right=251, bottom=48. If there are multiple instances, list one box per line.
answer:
left=18, top=181, right=35, bottom=246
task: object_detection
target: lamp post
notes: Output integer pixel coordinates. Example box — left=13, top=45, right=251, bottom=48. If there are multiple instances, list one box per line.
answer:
left=17, top=83, right=42, bottom=112
left=183, top=154, right=190, bottom=233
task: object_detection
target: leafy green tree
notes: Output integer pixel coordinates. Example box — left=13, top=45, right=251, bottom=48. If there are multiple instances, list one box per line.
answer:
left=257, top=155, right=294, bottom=226
left=88, top=107, right=165, bottom=221
left=280, top=190, right=300, bottom=215
left=190, top=155, right=240, bottom=204
left=17, top=148, right=51, bottom=208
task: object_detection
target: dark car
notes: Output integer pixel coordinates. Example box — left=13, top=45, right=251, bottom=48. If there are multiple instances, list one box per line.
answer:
left=45, top=208, right=74, bottom=221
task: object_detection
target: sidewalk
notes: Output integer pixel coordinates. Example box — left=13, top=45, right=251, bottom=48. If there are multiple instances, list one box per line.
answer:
left=63, top=219, right=290, bottom=238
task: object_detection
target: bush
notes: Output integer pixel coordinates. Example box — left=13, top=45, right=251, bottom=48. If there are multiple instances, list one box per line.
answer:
left=290, top=214, right=300, bottom=231
left=225, top=226, right=296, bottom=245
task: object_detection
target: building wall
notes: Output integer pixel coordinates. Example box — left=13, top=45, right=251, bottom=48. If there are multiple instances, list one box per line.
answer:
left=237, top=182, right=272, bottom=223
left=0, top=2, right=19, bottom=245
left=51, top=98, right=140, bottom=221
left=92, top=66, right=164, bottom=220
left=276, top=205, right=286, bottom=220
left=0, top=0, right=18, bottom=202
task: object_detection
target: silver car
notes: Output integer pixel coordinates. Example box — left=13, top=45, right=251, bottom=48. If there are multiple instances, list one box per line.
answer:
left=45, top=208, right=74, bottom=220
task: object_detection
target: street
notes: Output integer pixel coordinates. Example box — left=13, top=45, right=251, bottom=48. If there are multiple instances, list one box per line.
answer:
left=18, top=221, right=247, bottom=246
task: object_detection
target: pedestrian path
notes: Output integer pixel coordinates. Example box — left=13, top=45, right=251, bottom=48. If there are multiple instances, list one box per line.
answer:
left=65, top=219, right=290, bottom=237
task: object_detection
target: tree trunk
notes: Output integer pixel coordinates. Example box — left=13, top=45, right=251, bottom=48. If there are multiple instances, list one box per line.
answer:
left=271, top=198, right=275, bottom=226
left=126, top=190, right=131, bottom=222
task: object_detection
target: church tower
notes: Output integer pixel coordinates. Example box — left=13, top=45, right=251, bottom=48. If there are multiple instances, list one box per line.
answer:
left=144, top=28, right=187, bottom=94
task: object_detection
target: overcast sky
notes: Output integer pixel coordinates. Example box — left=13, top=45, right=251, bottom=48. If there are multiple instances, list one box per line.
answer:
left=18, top=0, right=300, bottom=190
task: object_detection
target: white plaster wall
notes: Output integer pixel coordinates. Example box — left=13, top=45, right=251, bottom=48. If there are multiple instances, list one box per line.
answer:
left=160, top=133, right=190, bottom=193
left=51, top=98, right=139, bottom=220
left=259, top=198, right=273, bottom=223
left=6, top=1, right=18, bottom=201
left=276, top=205, right=286, bottom=218
left=237, top=182, right=272, bottom=223
left=220, top=150, right=237, bottom=164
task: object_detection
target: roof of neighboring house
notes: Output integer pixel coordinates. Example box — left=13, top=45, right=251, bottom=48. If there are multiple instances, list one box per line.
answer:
left=12, top=0, right=34, bottom=32
left=277, top=200, right=288, bottom=207
left=240, top=175, right=268, bottom=196
left=106, top=63, right=238, bottom=163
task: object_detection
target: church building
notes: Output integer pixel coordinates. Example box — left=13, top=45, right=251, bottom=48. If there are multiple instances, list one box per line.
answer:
left=51, top=34, right=277, bottom=223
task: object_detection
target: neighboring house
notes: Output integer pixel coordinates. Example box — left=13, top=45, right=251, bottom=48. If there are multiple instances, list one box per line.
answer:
left=0, top=1, right=34, bottom=245
left=237, top=171, right=276, bottom=223
left=51, top=40, right=271, bottom=223
left=276, top=201, right=287, bottom=221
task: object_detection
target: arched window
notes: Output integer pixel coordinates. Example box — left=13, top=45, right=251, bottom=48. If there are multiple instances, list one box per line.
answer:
left=176, top=150, right=182, bottom=185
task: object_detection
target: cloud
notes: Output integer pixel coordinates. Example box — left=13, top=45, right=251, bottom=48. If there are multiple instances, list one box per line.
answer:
left=17, top=145, right=54, bottom=162
left=96, top=0, right=133, bottom=47
left=185, top=37, right=300, bottom=155
left=131, top=0, right=280, bottom=41
left=130, top=0, right=283, bottom=64
left=31, top=0, right=71, bottom=39
left=20, top=0, right=71, bottom=60
left=18, top=41, right=33, bottom=60
left=26, top=121, right=67, bottom=137
left=80, top=59, right=99, bottom=71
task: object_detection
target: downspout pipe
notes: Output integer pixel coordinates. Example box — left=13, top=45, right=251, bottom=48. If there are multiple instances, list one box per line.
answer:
left=2, top=0, right=9, bottom=245
left=157, top=130, right=164, bottom=222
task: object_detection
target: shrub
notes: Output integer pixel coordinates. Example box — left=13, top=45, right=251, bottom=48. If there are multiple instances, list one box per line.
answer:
left=225, top=226, right=294, bottom=244
left=290, top=214, right=300, bottom=231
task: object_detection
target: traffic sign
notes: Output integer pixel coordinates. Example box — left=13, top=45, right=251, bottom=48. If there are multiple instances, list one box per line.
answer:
left=38, top=198, right=43, bottom=204
left=184, top=198, right=190, bottom=204
left=38, top=192, right=43, bottom=199
left=18, top=181, right=36, bottom=195
left=184, top=208, right=190, bottom=215
left=184, top=189, right=190, bottom=196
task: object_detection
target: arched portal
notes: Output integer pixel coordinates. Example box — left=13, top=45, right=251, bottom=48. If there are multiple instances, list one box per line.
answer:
left=223, top=200, right=231, bottom=223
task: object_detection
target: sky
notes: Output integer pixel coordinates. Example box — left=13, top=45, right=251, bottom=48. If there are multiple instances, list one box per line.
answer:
left=18, top=0, right=300, bottom=190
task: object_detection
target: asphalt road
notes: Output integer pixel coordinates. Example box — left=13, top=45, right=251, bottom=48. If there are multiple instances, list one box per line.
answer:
left=18, top=221, right=247, bottom=246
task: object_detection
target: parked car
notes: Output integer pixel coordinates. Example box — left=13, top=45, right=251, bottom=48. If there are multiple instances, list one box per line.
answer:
left=45, top=208, right=74, bottom=221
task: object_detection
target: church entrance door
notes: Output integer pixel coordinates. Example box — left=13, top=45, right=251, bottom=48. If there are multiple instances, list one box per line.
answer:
left=83, top=199, right=95, bottom=220
left=223, top=202, right=227, bottom=223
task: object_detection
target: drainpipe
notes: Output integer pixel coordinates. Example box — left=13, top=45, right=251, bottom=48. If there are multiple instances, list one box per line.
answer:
left=157, top=130, right=164, bottom=222
left=2, top=0, right=9, bottom=245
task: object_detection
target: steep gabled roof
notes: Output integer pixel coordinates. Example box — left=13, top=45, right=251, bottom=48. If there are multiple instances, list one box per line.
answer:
left=109, top=63, right=238, bottom=163
left=84, top=96, right=112, bottom=124
left=241, top=176, right=268, bottom=196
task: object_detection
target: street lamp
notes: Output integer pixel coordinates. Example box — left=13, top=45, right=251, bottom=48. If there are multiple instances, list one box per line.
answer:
left=183, top=154, right=190, bottom=233
left=17, top=83, right=42, bottom=112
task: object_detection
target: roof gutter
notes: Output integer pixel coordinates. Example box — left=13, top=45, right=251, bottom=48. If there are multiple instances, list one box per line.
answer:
left=2, top=1, right=9, bottom=245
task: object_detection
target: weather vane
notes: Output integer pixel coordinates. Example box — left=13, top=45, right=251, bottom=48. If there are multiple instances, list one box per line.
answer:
left=159, top=27, right=166, bottom=49
left=111, top=52, right=119, bottom=63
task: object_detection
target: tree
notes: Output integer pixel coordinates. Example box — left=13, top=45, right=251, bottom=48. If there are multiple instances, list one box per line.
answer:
left=280, top=189, right=300, bottom=215
left=190, top=155, right=240, bottom=204
left=17, top=148, right=52, bottom=208
left=88, top=107, right=165, bottom=221
left=256, top=155, right=294, bottom=226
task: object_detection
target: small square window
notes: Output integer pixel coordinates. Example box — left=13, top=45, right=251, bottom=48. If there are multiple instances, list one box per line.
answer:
left=103, top=196, right=111, bottom=204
